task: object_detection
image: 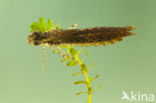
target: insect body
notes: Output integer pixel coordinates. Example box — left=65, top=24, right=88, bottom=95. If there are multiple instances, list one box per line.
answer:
left=27, top=25, right=135, bottom=71
left=27, top=26, right=135, bottom=47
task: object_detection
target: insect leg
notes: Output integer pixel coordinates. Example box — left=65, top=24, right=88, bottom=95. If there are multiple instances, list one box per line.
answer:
left=49, top=45, right=66, bottom=57
left=42, top=46, right=47, bottom=72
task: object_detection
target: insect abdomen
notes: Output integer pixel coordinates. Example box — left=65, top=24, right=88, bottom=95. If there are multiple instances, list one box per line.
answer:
left=47, top=26, right=135, bottom=46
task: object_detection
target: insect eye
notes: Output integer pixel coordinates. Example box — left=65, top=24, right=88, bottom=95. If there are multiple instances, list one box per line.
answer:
left=27, top=31, right=43, bottom=46
left=32, top=32, right=41, bottom=40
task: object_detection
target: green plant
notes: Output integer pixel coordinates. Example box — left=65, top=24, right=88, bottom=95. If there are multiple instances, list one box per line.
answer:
left=29, top=17, right=101, bottom=103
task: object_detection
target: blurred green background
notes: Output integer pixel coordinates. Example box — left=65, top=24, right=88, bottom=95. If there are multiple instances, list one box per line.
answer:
left=0, top=0, right=156, bottom=103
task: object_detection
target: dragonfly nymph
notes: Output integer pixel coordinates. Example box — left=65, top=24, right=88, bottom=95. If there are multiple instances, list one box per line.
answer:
left=27, top=26, right=135, bottom=47
left=27, top=25, right=135, bottom=71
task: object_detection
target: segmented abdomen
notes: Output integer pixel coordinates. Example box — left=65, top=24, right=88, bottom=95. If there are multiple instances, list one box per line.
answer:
left=45, top=26, right=135, bottom=46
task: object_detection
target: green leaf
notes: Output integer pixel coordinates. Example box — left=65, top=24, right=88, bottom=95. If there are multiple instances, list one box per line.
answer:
left=72, top=72, right=82, bottom=76
left=85, top=50, right=89, bottom=56
left=93, top=74, right=100, bottom=80
left=77, top=48, right=83, bottom=55
left=69, top=48, right=77, bottom=56
left=81, top=49, right=90, bottom=62
left=39, top=17, right=47, bottom=27
left=76, top=91, right=87, bottom=95
left=39, top=17, right=48, bottom=32
left=88, top=63, right=95, bottom=70
left=66, top=60, right=77, bottom=66
left=30, top=22, right=42, bottom=32
left=89, top=74, right=100, bottom=83
left=74, top=81, right=87, bottom=85
left=81, top=64, right=88, bottom=72
left=47, top=19, right=53, bottom=31
left=30, top=17, right=54, bottom=33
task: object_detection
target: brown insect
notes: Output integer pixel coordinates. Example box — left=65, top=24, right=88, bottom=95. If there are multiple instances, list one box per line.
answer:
left=27, top=24, right=135, bottom=47
left=27, top=24, right=135, bottom=71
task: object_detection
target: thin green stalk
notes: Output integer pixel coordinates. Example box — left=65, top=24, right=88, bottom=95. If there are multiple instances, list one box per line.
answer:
left=75, top=55, right=92, bottom=103
left=53, top=46, right=92, bottom=103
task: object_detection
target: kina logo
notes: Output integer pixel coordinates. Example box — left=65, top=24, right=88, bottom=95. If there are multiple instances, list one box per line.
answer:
left=121, top=91, right=154, bottom=102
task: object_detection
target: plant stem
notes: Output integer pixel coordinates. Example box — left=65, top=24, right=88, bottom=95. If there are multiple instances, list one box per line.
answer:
left=75, top=56, right=92, bottom=103
left=51, top=46, right=92, bottom=103
left=88, top=93, right=92, bottom=103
